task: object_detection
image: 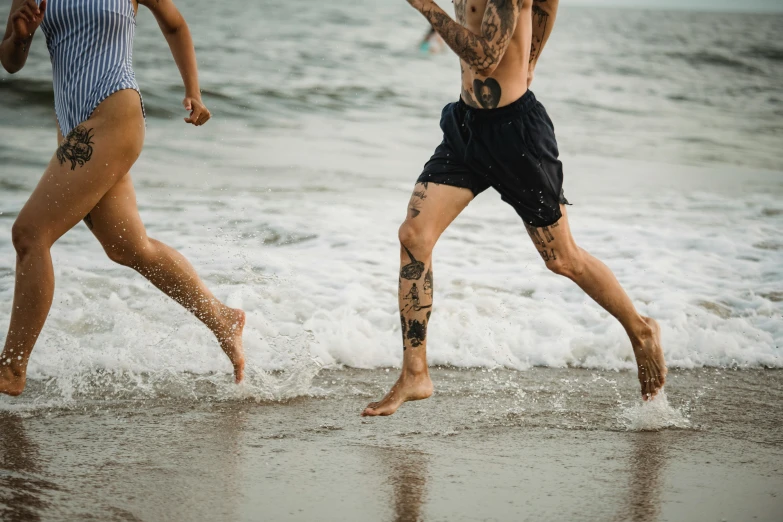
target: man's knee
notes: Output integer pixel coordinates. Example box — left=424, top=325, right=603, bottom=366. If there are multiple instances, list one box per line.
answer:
left=545, top=248, right=585, bottom=279
left=11, top=220, right=49, bottom=259
left=398, top=221, right=435, bottom=258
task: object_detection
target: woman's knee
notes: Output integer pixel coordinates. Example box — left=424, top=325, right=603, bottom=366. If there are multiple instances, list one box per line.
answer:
left=11, top=220, right=50, bottom=259
left=398, top=220, right=435, bottom=257
left=103, top=240, right=151, bottom=268
left=545, top=248, right=586, bottom=279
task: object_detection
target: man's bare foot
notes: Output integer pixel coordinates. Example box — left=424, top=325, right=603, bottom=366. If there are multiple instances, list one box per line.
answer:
left=0, top=365, right=26, bottom=396
left=633, top=317, right=667, bottom=401
left=215, top=308, right=246, bottom=383
left=362, top=370, right=433, bottom=416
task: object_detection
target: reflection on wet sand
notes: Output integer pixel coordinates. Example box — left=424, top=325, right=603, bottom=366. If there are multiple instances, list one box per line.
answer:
left=0, top=413, right=58, bottom=521
left=375, top=446, right=430, bottom=522
left=617, top=432, right=668, bottom=522
left=121, top=405, right=248, bottom=520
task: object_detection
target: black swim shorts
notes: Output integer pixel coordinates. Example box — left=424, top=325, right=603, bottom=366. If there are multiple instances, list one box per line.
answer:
left=418, top=90, right=569, bottom=228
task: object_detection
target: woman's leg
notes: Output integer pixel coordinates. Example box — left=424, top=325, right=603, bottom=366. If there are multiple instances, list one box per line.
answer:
left=86, top=174, right=245, bottom=382
left=0, top=92, right=144, bottom=395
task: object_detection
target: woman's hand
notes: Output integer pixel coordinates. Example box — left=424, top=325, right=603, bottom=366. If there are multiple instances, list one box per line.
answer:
left=10, top=0, right=46, bottom=43
left=183, top=96, right=210, bottom=126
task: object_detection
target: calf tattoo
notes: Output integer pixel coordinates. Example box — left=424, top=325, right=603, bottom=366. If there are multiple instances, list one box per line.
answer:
left=399, top=240, right=433, bottom=349
left=400, top=245, right=425, bottom=280
left=404, top=283, right=432, bottom=313
left=406, top=319, right=427, bottom=347
left=57, top=125, right=95, bottom=170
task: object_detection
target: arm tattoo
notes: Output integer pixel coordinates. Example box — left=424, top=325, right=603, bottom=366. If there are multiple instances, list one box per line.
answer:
left=56, top=125, right=95, bottom=170
left=420, top=0, right=521, bottom=76
left=18, top=36, right=33, bottom=54
left=530, top=1, right=550, bottom=63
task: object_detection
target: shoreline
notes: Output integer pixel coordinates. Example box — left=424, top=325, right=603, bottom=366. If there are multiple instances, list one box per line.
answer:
left=1, top=367, right=781, bottom=521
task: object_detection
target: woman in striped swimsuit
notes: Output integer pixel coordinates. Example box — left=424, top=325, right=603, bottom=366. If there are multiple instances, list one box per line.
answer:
left=0, top=0, right=245, bottom=395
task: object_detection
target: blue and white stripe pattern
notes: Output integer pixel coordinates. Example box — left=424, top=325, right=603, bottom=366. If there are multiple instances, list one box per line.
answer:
left=38, top=0, right=145, bottom=136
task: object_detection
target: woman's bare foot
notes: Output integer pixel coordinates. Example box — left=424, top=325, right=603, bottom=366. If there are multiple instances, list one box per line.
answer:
left=362, top=369, right=433, bottom=416
left=632, top=317, right=667, bottom=401
left=215, top=308, right=246, bottom=383
left=0, top=365, right=27, bottom=396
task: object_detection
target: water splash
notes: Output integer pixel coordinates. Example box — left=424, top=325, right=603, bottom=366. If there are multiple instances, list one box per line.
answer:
left=617, top=390, right=691, bottom=431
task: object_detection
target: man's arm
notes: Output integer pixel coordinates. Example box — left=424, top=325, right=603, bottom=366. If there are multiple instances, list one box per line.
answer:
left=139, top=0, right=210, bottom=125
left=408, top=0, right=521, bottom=77
left=529, top=0, right=558, bottom=69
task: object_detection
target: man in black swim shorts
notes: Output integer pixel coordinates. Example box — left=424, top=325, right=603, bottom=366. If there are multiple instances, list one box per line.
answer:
left=362, top=0, right=667, bottom=416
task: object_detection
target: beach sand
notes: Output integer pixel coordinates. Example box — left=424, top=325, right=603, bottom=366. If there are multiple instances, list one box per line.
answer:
left=1, top=368, right=781, bottom=521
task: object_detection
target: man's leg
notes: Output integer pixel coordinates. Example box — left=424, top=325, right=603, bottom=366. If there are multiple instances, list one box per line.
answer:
left=525, top=205, right=667, bottom=399
left=86, top=174, right=246, bottom=383
left=362, top=182, right=474, bottom=416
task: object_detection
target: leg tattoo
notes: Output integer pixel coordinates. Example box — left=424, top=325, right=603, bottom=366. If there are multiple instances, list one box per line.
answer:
left=399, top=242, right=434, bottom=350
left=400, top=244, right=425, bottom=280
left=57, top=126, right=95, bottom=171
left=408, top=183, right=429, bottom=219
left=83, top=213, right=94, bottom=230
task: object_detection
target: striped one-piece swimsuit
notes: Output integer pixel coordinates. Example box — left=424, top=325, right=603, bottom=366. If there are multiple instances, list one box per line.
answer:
left=38, top=0, right=145, bottom=136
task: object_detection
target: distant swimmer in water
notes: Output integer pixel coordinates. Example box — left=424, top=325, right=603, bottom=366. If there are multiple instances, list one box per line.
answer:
left=0, top=0, right=245, bottom=396
left=363, top=0, right=666, bottom=417
left=419, top=26, right=444, bottom=53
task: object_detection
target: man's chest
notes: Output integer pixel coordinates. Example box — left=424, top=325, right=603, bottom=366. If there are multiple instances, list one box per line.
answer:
left=454, top=0, right=487, bottom=28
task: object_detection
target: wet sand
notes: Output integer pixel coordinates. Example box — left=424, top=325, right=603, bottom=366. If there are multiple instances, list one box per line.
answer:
left=1, top=368, right=781, bottom=521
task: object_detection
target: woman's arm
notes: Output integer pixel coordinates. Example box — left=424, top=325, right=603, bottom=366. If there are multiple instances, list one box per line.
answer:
left=139, top=0, right=210, bottom=126
left=0, top=0, right=46, bottom=74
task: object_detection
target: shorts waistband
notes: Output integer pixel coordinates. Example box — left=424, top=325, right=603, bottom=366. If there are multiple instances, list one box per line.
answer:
left=457, top=90, right=537, bottom=121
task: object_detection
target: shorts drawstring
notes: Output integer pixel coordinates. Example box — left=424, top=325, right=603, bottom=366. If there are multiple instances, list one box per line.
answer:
left=463, top=108, right=475, bottom=164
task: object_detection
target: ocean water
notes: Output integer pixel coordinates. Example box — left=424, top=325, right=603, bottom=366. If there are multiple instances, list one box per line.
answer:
left=0, top=0, right=781, bottom=404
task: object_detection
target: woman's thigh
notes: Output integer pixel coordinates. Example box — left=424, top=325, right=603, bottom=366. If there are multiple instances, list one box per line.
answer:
left=85, top=173, right=150, bottom=253
left=15, top=90, right=145, bottom=245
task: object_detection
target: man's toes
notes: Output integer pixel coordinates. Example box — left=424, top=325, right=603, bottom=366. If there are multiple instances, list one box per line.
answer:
left=362, top=407, right=378, bottom=417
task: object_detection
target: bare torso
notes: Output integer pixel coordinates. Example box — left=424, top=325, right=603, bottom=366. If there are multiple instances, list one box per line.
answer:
left=456, top=0, right=533, bottom=109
